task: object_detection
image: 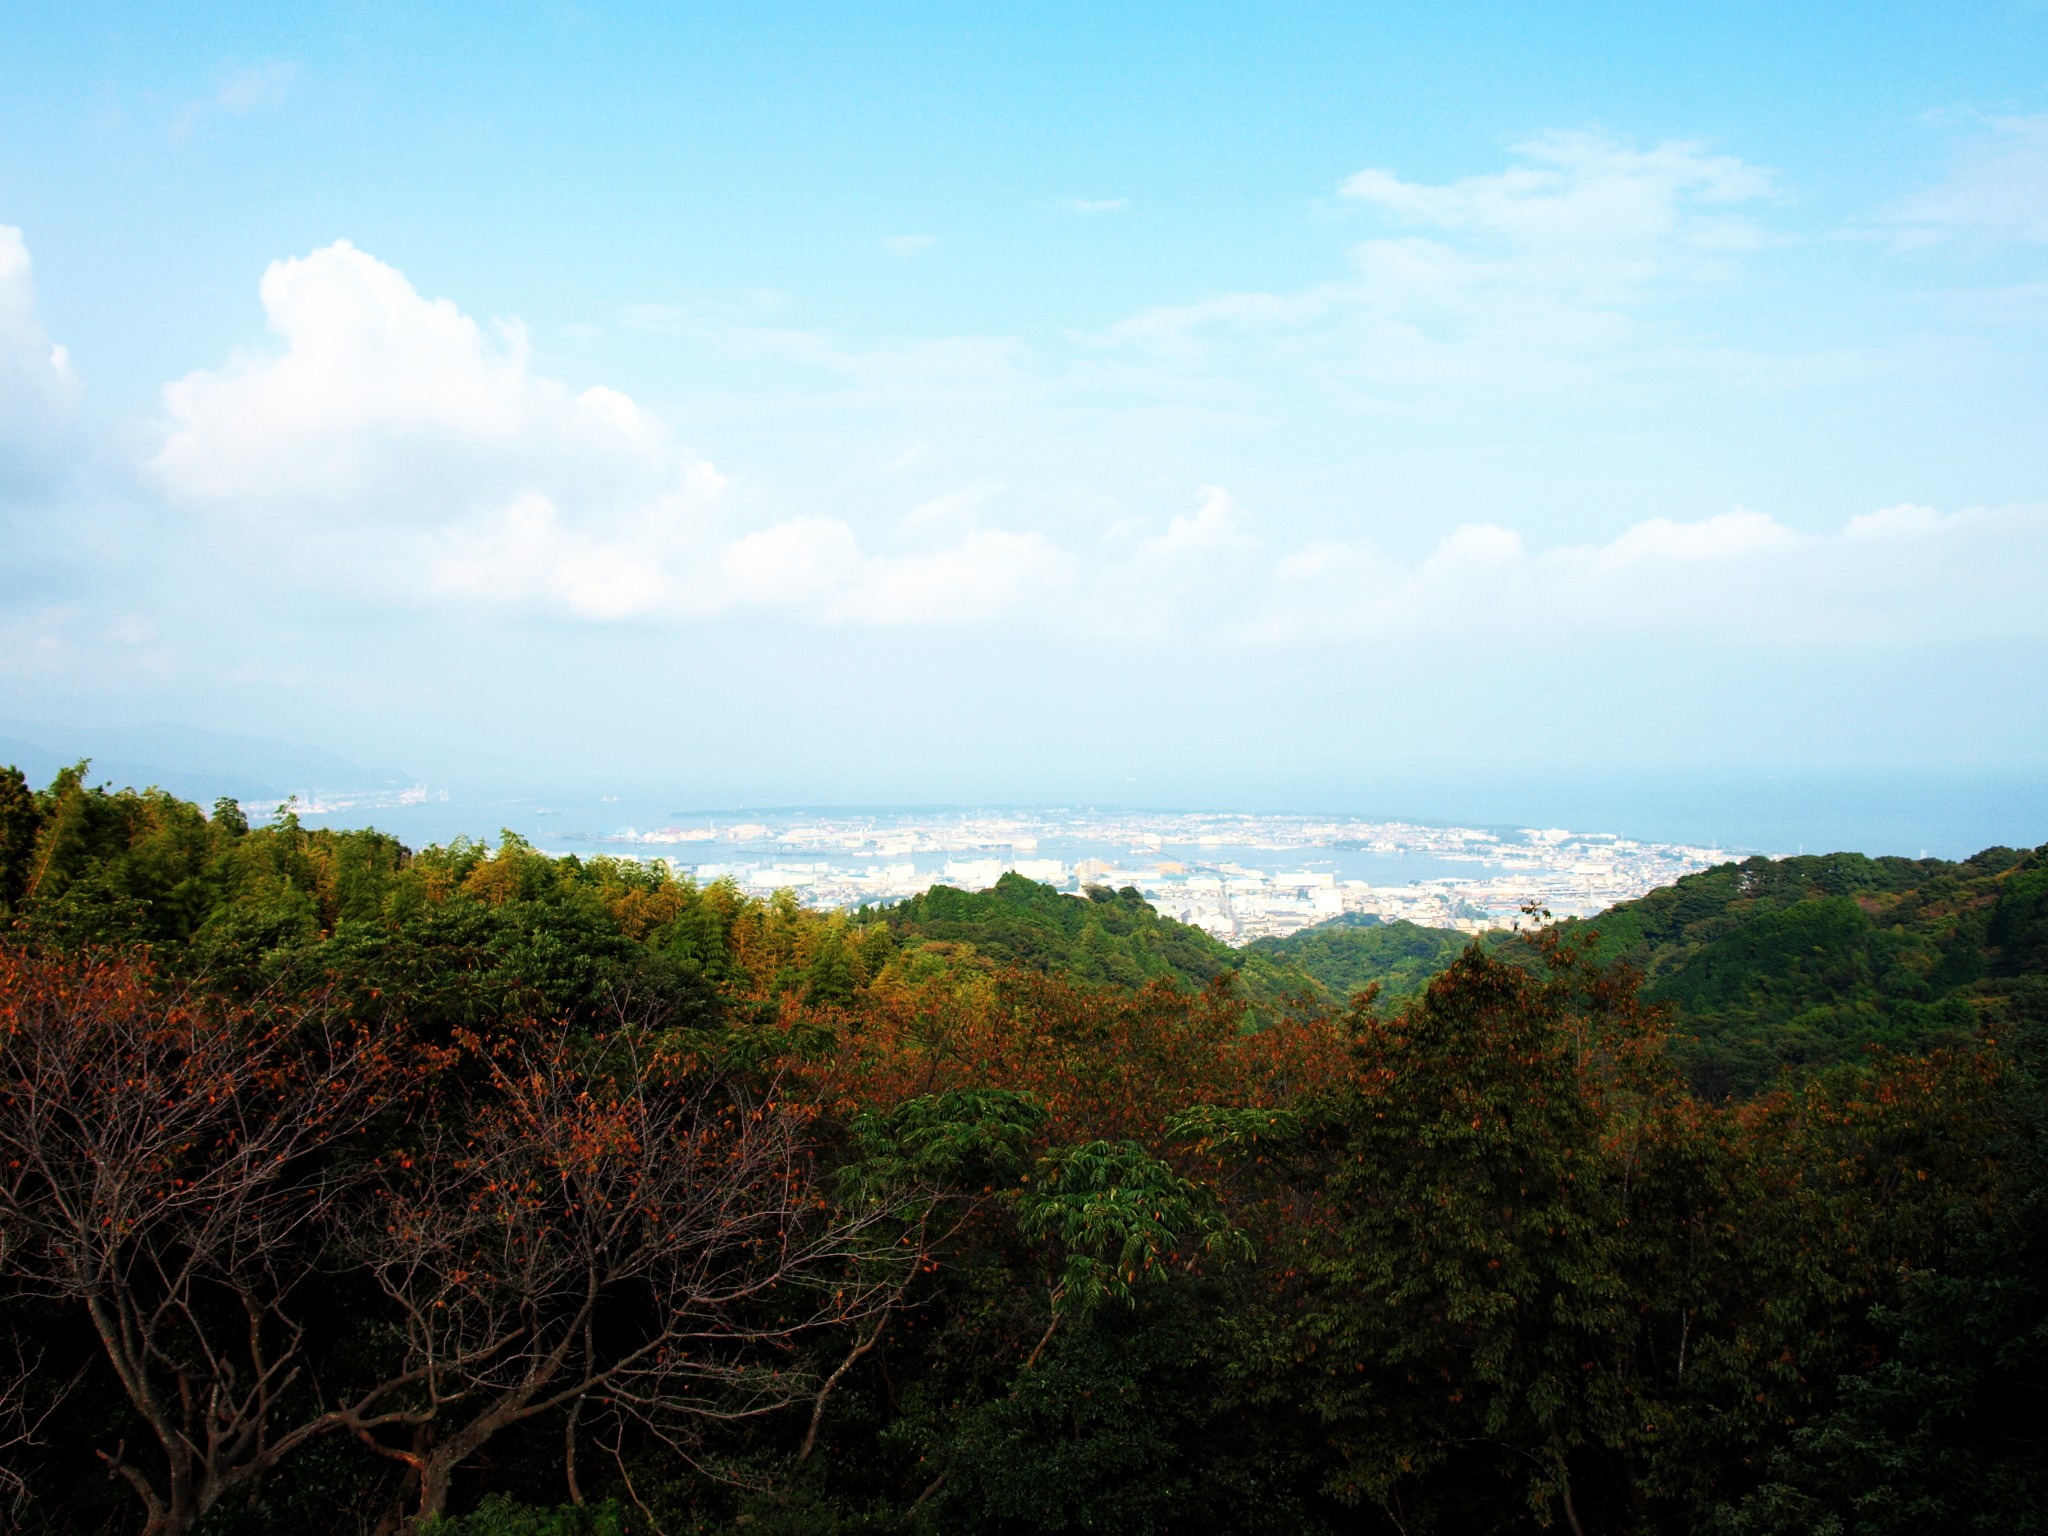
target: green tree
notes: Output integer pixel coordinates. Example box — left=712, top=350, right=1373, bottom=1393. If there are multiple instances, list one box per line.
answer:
left=1217, top=938, right=1688, bottom=1534
left=0, top=765, right=42, bottom=908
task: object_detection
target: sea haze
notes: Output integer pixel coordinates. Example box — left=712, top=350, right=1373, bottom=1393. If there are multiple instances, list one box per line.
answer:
left=3, top=719, right=2041, bottom=861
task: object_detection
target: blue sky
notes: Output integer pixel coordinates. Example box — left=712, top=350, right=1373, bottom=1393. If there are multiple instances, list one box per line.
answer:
left=2, top=2, right=2046, bottom=845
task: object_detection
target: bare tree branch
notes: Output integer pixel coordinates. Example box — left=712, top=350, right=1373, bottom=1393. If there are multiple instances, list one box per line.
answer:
left=342, top=1030, right=918, bottom=1528
left=0, top=950, right=402, bottom=1536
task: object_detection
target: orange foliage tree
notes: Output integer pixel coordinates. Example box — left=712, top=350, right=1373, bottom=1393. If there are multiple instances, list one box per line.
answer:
left=808, top=966, right=1349, bottom=1151
left=336, top=1026, right=920, bottom=1529
left=0, top=949, right=405, bottom=1536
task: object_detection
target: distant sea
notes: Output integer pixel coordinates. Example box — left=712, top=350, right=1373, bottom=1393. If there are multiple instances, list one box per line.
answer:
left=276, top=803, right=1500, bottom=888
left=1, top=722, right=2040, bottom=862
left=253, top=769, right=2043, bottom=867
left=1351, top=767, right=2046, bottom=862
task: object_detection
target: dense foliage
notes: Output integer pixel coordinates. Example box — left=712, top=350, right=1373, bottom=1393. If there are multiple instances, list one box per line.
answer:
left=883, top=870, right=1305, bottom=1003
left=1, top=765, right=2045, bottom=1535
left=1258, top=848, right=2048, bottom=1099
left=1245, top=913, right=1471, bottom=1002
left=1574, top=847, right=2048, bottom=1097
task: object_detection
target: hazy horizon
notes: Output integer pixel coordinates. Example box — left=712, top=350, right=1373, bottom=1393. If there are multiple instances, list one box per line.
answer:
left=2, top=718, right=2039, bottom=862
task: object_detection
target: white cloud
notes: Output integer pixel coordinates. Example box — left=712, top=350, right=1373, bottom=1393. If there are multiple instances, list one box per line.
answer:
left=893, top=479, right=1002, bottom=539
left=1892, top=115, right=2048, bottom=246
left=1064, top=198, right=1128, bottom=214
left=710, top=514, right=1071, bottom=626
left=1249, top=502, right=2047, bottom=647
left=1094, top=132, right=1781, bottom=406
left=1843, top=502, right=1946, bottom=539
left=123, top=231, right=2048, bottom=657
left=0, top=599, right=178, bottom=684
left=1058, top=487, right=1265, bottom=640
left=819, top=529, right=1072, bottom=626
left=0, top=226, right=80, bottom=498
left=1581, top=508, right=1797, bottom=571
left=158, top=241, right=692, bottom=509
left=873, top=439, right=938, bottom=473
left=1340, top=131, right=1772, bottom=294
left=153, top=240, right=731, bottom=618
left=151, top=240, right=1068, bottom=625
left=884, top=235, right=937, bottom=257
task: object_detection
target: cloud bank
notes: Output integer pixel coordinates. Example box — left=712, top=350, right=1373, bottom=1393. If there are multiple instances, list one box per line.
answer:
left=1253, top=503, right=2046, bottom=647
left=152, top=241, right=1064, bottom=625
left=1091, top=131, right=1782, bottom=411
left=133, top=233, right=2045, bottom=653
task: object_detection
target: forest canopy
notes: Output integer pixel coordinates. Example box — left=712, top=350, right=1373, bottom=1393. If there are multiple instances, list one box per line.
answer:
left=0, top=763, right=2044, bottom=1536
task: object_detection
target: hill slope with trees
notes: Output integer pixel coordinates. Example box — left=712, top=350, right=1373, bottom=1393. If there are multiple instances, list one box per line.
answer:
left=1242, top=846, right=2048, bottom=1099
left=883, top=871, right=1311, bottom=1003
left=1573, top=846, right=2048, bottom=1096
left=0, top=761, right=2043, bottom=1536
left=1245, top=913, right=1473, bottom=1003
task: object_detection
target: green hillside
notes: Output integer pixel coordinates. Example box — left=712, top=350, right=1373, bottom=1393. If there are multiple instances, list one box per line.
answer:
left=1245, top=913, right=1472, bottom=1002
left=883, top=871, right=1310, bottom=1002
left=1239, top=845, right=2048, bottom=1100
left=1576, top=845, right=2048, bottom=1097
left=9, top=750, right=2044, bottom=1104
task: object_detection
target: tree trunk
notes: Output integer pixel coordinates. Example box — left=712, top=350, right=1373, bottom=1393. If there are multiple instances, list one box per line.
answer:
left=1559, top=1467, right=1588, bottom=1536
left=411, top=1457, right=459, bottom=1531
left=410, top=1417, right=506, bottom=1529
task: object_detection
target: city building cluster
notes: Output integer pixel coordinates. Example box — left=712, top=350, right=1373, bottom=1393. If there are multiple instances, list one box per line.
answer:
left=584, top=810, right=1742, bottom=943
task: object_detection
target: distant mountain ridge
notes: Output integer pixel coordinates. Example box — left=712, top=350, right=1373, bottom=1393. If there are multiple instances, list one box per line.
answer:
left=1207, top=845, right=2048, bottom=1097
left=0, top=721, right=412, bottom=806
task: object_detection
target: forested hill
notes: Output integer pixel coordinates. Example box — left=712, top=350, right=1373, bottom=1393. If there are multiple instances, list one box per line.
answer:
left=7, top=757, right=2044, bottom=1101
left=1570, top=845, right=2048, bottom=1097
left=883, top=880, right=1478, bottom=1010
left=0, top=765, right=1317, bottom=1013
left=883, top=871, right=1308, bottom=1001
left=1245, top=913, right=1471, bottom=1002
left=1231, top=846, right=2048, bottom=1097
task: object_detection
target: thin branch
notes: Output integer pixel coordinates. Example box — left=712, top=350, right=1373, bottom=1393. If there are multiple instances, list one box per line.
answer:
left=798, top=1306, right=893, bottom=1462
left=606, top=1416, right=668, bottom=1536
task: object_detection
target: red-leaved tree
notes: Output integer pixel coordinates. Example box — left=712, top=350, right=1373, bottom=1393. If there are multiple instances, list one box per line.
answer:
left=338, top=1029, right=916, bottom=1527
left=0, top=949, right=402, bottom=1536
